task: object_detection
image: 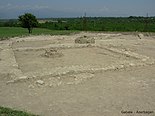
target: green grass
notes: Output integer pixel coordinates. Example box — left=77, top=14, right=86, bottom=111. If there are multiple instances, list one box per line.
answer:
left=0, top=106, right=38, bottom=116
left=0, top=27, right=79, bottom=40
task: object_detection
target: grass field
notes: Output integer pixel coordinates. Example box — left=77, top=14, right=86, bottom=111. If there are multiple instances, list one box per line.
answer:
left=0, top=27, right=78, bottom=40
left=39, top=17, right=155, bottom=32
left=0, top=106, right=37, bottom=116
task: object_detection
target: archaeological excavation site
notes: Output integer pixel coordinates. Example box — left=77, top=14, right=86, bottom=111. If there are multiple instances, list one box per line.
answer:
left=0, top=32, right=155, bottom=116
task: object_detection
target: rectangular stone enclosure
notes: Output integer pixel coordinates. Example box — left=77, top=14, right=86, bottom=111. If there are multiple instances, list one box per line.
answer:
left=14, top=46, right=139, bottom=75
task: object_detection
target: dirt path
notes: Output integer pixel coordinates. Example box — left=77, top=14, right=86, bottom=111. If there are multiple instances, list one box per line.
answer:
left=0, top=32, right=155, bottom=116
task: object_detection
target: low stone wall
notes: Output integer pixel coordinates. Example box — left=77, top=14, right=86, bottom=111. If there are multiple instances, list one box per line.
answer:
left=0, top=43, right=23, bottom=80
left=75, top=36, right=95, bottom=44
left=43, top=48, right=63, bottom=58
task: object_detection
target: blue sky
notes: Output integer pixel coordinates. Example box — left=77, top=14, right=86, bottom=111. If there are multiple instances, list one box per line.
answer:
left=0, top=0, right=155, bottom=19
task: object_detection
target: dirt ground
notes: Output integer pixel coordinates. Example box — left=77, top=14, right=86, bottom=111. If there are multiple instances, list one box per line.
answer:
left=0, top=32, right=155, bottom=116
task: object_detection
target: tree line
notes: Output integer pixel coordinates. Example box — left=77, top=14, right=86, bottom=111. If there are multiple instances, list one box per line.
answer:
left=0, top=13, right=155, bottom=33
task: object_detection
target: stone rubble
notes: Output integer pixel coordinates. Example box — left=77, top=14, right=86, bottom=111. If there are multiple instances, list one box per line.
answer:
left=1, top=32, right=155, bottom=87
left=36, top=80, right=44, bottom=85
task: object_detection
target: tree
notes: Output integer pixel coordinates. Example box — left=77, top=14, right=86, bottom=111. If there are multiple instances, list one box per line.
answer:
left=18, top=13, right=38, bottom=33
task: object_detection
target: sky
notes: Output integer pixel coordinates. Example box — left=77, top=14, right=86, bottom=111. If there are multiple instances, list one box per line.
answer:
left=0, top=0, right=155, bottom=19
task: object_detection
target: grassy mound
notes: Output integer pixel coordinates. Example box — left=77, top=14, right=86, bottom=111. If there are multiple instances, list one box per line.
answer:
left=0, top=106, right=38, bottom=116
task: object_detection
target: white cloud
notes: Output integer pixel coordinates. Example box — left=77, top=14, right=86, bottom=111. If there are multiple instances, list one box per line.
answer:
left=0, top=3, right=50, bottom=10
left=31, top=5, right=50, bottom=10
left=99, top=6, right=109, bottom=12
